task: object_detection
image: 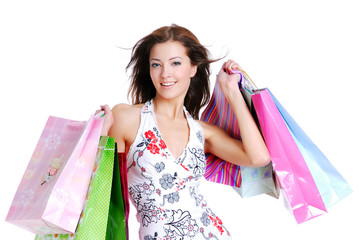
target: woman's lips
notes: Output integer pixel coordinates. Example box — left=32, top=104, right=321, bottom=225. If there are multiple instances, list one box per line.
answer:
left=160, top=82, right=176, bottom=87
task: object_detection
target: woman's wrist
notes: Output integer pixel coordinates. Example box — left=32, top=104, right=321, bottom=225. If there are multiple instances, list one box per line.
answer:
left=217, top=75, right=242, bottom=102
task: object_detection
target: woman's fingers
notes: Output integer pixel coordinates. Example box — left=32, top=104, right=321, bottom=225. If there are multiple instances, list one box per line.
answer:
left=222, top=59, right=242, bottom=74
left=99, top=104, right=114, bottom=136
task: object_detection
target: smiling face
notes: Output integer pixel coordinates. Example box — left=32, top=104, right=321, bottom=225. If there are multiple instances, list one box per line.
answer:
left=149, top=41, right=197, bottom=102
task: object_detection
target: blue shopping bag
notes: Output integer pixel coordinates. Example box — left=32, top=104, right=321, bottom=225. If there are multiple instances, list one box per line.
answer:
left=270, top=91, right=352, bottom=208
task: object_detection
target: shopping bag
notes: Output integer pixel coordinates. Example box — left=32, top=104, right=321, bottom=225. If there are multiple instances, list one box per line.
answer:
left=232, top=164, right=278, bottom=198
left=6, top=112, right=104, bottom=234
left=237, top=74, right=278, bottom=198
left=119, top=152, right=130, bottom=240
left=201, top=73, right=277, bottom=198
left=201, top=80, right=241, bottom=187
left=107, top=149, right=127, bottom=240
left=252, top=88, right=328, bottom=223
left=269, top=91, right=352, bottom=208
left=35, top=136, right=127, bottom=240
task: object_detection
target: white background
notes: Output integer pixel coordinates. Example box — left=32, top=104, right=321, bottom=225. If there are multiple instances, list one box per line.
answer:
left=1, top=0, right=358, bottom=239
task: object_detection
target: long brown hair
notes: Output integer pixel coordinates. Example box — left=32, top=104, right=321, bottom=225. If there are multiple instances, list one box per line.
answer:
left=127, top=24, right=219, bottom=119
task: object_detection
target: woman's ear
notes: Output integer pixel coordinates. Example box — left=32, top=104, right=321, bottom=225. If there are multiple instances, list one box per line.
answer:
left=190, top=65, right=198, bottom=77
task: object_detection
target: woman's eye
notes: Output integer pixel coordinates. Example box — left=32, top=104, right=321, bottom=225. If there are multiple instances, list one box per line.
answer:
left=151, top=63, right=160, bottom=68
left=172, top=61, right=181, bottom=66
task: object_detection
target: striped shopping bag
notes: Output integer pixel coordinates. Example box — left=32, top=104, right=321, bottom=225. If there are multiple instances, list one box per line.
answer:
left=201, top=71, right=277, bottom=198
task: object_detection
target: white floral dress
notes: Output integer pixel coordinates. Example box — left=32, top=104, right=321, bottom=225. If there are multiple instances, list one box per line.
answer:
left=126, top=100, right=232, bottom=240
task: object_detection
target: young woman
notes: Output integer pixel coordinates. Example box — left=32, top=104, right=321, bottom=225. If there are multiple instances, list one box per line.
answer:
left=101, top=24, right=270, bottom=240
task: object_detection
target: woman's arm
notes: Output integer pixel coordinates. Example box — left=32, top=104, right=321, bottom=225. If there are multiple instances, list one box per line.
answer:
left=100, top=103, right=134, bottom=152
left=200, top=60, right=270, bottom=167
left=107, top=103, right=141, bottom=153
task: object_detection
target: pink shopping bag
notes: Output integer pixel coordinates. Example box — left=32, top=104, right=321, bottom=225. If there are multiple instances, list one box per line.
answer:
left=6, top=112, right=104, bottom=234
left=252, top=89, right=327, bottom=223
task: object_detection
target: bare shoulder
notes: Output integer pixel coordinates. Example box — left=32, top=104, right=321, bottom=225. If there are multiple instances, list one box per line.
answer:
left=112, top=103, right=143, bottom=118
left=109, top=103, right=144, bottom=150
left=111, top=103, right=144, bottom=130
left=196, top=120, right=223, bottom=140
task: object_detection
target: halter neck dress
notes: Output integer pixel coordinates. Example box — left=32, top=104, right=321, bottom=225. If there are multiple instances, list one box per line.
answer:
left=126, top=100, right=232, bottom=240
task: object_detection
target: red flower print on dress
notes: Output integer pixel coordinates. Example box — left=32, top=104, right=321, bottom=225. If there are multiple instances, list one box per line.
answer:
left=147, top=143, right=160, bottom=154
left=215, top=216, right=223, bottom=225
left=180, top=163, right=189, bottom=171
left=144, top=130, right=163, bottom=154
left=159, top=139, right=167, bottom=149
left=143, top=183, right=150, bottom=190
left=145, top=130, right=156, bottom=140
left=209, top=215, right=225, bottom=235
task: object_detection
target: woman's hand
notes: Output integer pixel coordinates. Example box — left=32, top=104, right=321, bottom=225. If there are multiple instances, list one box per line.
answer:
left=97, top=104, right=114, bottom=136
left=216, top=59, right=242, bottom=99
left=207, top=59, right=271, bottom=167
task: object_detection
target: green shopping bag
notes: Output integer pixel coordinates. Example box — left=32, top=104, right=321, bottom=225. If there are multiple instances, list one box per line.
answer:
left=35, top=136, right=126, bottom=240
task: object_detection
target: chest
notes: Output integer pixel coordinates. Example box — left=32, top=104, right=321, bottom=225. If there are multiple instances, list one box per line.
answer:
left=155, top=116, right=190, bottom=160
left=126, top=107, right=207, bottom=184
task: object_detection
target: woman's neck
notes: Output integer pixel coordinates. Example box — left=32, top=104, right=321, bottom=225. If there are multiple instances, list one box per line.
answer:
left=152, top=96, right=185, bottom=121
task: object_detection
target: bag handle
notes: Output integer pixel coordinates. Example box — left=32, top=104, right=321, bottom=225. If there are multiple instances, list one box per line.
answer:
left=229, top=68, right=258, bottom=90
left=95, top=111, right=105, bottom=118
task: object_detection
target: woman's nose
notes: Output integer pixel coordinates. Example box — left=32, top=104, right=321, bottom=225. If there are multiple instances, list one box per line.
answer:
left=161, top=64, right=170, bottom=78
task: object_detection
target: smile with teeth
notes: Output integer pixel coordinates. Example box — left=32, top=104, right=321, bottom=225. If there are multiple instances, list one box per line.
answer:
left=161, top=82, right=176, bottom=87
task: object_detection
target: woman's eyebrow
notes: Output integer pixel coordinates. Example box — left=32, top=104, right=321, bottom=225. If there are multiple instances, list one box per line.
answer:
left=150, top=56, right=183, bottom=61
left=169, top=56, right=182, bottom=60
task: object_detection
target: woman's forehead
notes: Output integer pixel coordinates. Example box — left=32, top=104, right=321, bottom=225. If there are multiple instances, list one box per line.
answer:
left=150, top=41, right=188, bottom=60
